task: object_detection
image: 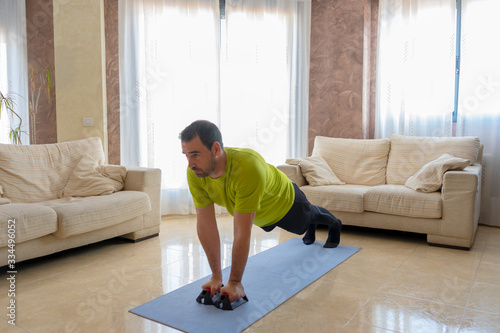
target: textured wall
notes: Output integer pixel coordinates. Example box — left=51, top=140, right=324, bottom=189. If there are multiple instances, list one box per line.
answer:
left=26, top=0, right=57, bottom=145
left=308, top=0, right=370, bottom=153
left=104, top=0, right=120, bottom=165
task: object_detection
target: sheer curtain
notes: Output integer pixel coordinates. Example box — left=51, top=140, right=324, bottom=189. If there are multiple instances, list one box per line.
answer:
left=119, top=0, right=311, bottom=215
left=0, top=0, right=29, bottom=144
left=221, top=0, right=310, bottom=165
left=120, top=0, right=221, bottom=215
left=457, top=0, right=500, bottom=226
left=376, top=0, right=456, bottom=138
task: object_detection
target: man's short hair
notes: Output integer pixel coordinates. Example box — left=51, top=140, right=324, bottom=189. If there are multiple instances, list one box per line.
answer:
left=179, top=120, right=224, bottom=150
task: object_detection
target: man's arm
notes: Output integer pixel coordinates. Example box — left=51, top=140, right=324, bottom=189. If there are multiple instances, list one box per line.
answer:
left=196, top=204, right=223, bottom=296
left=221, top=211, right=254, bottom=302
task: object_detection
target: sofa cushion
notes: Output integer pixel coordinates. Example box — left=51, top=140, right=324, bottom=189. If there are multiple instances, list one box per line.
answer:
left=59, top=155, right=127, bottom=198
left=364, top=185, right=442, bottom=219
left=0, top=137, right=105, bottom=203
left=0, top=203, right=57, bottom=247
left=300, top=184, right=371, bottom=213
left=286, top=155, right=345, bottom=186
left=42, top=190, right=151, bottom=238
left=312, top=136, right=390, bottom=186
left=405, top=154, right=470, bottom=193
left=386, top=135, right=480, bottom=185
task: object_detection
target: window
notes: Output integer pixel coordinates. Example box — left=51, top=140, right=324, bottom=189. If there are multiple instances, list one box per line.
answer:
left=0, top=42, right=11, bottom=143
left=377, top=0, right=460, bottom=137
left=0, top=1, right=29, bottom=144
left=120, top=0, right=311, bottom=214
left=377, top=0, right=500, bottom=226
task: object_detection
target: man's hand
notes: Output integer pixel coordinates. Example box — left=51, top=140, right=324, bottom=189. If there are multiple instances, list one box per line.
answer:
left=221, top=280, right=246, bottom=302
left=202, top=276, right=223, bottom=297
left=196, top=207, right=253, bottom=303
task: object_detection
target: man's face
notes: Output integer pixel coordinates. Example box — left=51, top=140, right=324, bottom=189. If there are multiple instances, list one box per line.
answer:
left=181, top=135, right=217, bottom=178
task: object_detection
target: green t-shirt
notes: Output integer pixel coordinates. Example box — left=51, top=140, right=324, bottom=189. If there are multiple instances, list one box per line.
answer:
left=187, top=147, right=295, bottom=227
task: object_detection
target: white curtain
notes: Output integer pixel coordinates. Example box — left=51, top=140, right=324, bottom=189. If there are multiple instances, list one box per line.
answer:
left=457, top=0, right=500, bottom=226
left=221, top=0, right=310, bottom=163
left=119, top=0, right=311, bottom=215
left=0, top=0, right=29, bottom=144
left=376, top=0, right=456, bottom=138
left=120, top=0, right=221, bottom=215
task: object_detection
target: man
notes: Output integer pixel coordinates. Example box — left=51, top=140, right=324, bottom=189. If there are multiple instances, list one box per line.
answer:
left=180, top=120, right=341, bottom=303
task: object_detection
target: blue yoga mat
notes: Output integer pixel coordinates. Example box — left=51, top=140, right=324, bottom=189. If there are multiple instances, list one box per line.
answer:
left=130, top=238, right=360, bottom=333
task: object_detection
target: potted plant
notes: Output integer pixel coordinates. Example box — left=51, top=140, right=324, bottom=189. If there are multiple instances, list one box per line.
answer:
left=29, top=65, right=54, bottom=145
left=0, top=90, right=24, bottom=144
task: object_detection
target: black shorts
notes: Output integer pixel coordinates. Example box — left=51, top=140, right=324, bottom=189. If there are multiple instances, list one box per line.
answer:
left=261, top=182, right=313, bottom=235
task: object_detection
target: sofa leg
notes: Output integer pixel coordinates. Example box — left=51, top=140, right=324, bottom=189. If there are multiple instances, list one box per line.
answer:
left=121, top=226, right=160, bottom=242
left=427, top=234, right=472, bottom=250
left=427, top=242, right=470, bottom=251
left=122, top=233, right=159, bottom=243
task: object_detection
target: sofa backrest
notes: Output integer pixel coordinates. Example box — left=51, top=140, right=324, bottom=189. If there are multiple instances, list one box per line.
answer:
left=386, top=134, right=481, bottom=185
left=312, top=136, right=391, bottom=186
left=0, top=137, right=105, bottom=203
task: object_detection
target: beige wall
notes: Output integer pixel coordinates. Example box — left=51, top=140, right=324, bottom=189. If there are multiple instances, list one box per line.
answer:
left=53, top=0, right=108, bottom=158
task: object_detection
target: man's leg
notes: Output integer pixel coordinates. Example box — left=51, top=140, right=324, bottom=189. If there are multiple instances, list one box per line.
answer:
left=302, top=223, right=317, bottom=245
left=303, top=205, right=342, bottom=248
left=262, top=182, right=342, bottom=248
left=261, top=183, right=312, bottom=235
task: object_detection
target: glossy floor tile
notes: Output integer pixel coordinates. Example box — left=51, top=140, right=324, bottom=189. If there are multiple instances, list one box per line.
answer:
left=1, top=215, right=500, bottom=332
left=351, top=292, right=465, bottom=333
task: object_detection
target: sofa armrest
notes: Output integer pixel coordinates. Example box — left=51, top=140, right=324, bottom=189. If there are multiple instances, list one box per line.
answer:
left=442, top=164, right=481, bottom=192
left=124, top=167, right=162, bottom=230
left=276, top=164, right=308, bottom=187
left=439, top=164, right=482, bottom=245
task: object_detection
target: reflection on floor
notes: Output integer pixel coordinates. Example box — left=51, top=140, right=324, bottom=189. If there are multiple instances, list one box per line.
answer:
left=2, top=215, right=500, bottom=332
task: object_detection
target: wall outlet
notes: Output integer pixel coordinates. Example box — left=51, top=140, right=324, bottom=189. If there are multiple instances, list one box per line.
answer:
left=83, top=117, right=94, bottom=127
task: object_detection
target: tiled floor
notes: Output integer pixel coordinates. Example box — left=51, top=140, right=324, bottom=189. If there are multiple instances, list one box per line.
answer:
left=2, top=215, right=500, bottom=332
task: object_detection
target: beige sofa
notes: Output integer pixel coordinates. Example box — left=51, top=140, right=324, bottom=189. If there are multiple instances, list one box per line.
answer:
left=278, top=135, right=482, bottom=249
left=0, top=137, right=161, bottom=265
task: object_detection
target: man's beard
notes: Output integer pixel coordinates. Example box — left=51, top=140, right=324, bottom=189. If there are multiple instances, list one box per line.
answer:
left=191, top=154, right=217, bottom=178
